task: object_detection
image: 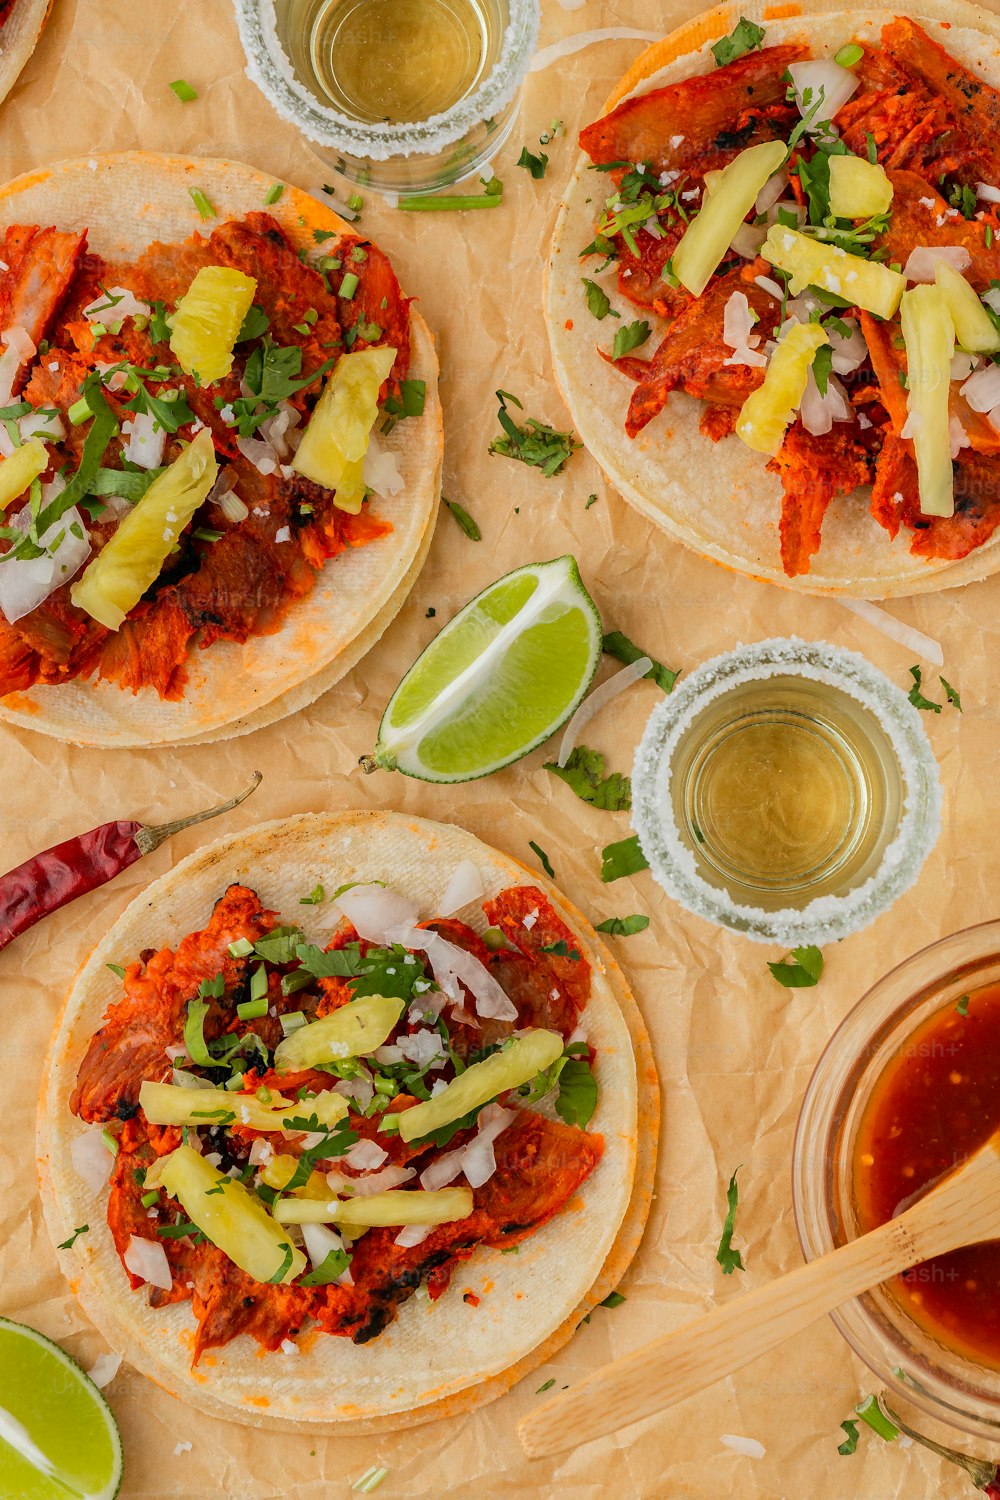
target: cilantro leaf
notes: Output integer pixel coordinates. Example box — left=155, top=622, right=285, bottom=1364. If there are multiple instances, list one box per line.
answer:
left=940, top=675, right=962, bottom=710
left=711, top=17, right=765, bottom=67
left=716, top=1166, right=745, bottom=1275
left=58, top=1224, right=89, bottom=1249
left=545, top=745, right=631, bottom=811
left=106, top=962, right=126, bottom=979
left=299, top=1245, right=352, bottom=1285
left=540, top=939, right=580, bottom=959
left=300, top=883, right=325, bottom=905
left=253, top=926, right=306, bottom=964
left=516, top=147, right=549, bottom=179
left=267, top=1243, right=294, bottom=1283
left=812, top=344, right=834, bottom=397
left=528, top=840, right=555, bottom=878
left=443, top=497, right=481, bottom=540
left=184, top=999, right=214, bottom=1067
left=955, top=993, right=970, bottom=1016
left=237, top=305, right=270, bottom=342
left=594, top=913, right=649, bottom=936
left=489, top=389, right=580, bottom=477
left=767, top=945, right=824, bottom=988
left=838, top=1419, right=860, bottom=1455
left=600, top=834, right=649, bottom=883
left=123, top=381, right=195, bottom=435
left=600, top=1290, right=626, bottom=1309
left=907, top=664, right=942, bottom=713
left=602, top=630, right=679, bottom=692
left=611, top=320, right=651, bottom=362
left=582, top=278, right=619, bottom=321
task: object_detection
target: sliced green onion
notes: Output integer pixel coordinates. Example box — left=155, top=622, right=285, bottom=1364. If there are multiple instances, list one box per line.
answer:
left=373, top=1075, right=396, bottom=1097
left=399, top=193, right=502, bottom=212
left=834, top=42, right=864, bottom=67
left=189, top=188, right=217, bottom=221
left=224, top=1071, right=245, bottom=1091
left=228, top=938, right=254, bottom=958
left=339, top=271, right=359, bottom=300
left=352, top=1467, right=389, bottom=1494
left=101, top=1128, right=119, bottom=1159
left=250, top=964, right=268, bottom=1002
left=347, top=193, right=364, bottom=212
left=279, top=1011, right=308, bottom=1037
left=193, top=527, right=223, bottom=542
left=169, top=79, right=198, bottom=102
left=67, top=396, right=92, bottom=425
left=263, top=182, right=285, bottom=206
left=237, top=996, right=269, bottom=1021
left=855, top=1394, right=900, bottom=1442
left=140, top=1189, right=159, bottom=1208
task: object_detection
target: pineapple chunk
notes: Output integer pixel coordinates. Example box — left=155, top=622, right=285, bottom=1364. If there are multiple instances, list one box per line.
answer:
left=138, top=1079, right=348, bottom=1134
left=672, top=140, right=787, bottom=297
left=273, top=992, right=404, bottom=1073
left=292, top=345, right=396, bottom=513
left=158, top=1143, right=307, bottom=1284
left=274, top=1187, right=474, bottom=1228
left=397, top=1029, right=564, bottom=1144
left=935, top=261, right=1000, bottom=355
left=900, top=283, right=955, bottom=517
left=169, top=265, right=257, bottom=385
left=0, top=439, right=47, bottom=511
left=762, top=226, right=904, bottom=318
left=71, top=429, right=218, bottom=630
left=259, top=1153, right=330, bottom=1198
left=827, top=156, right=893, bottom=219
left=736, top=322, right=829, bottom=455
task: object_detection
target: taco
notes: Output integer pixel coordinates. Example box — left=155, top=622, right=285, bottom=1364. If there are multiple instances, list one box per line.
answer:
left=0, top=0, right=52, bottom=110
left=547, top=0, right=1000, bottom=596
left=38, top=811, right=657, bottom=1432
left=0, top=153, right=441, bottom=746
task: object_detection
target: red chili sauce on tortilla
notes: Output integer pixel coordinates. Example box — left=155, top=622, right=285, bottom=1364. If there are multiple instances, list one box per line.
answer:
left=852, top=983, right=1000, bottom=1367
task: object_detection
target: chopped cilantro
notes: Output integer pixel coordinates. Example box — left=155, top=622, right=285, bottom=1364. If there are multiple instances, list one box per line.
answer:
left=106, top=962, right=126, bottom=980
left=443, top=497, right=481, bottom=540
left=58, top=1224, right=89, bottom=1249
left=955, top=993, right=971, bottom=1017
left=940, top=675, right=962, bottom=710
left=536, top=1378, right=556, bottom=1393
left=300, top=883, right=325, bottom=905
left=545, top=745, right=631, bottom=811
left=585, top=493, right=598, bottom=509
left=299, top=1244, right=352, bottom=1285
left=528, top=840, right=555, bottom=878
left=516, top=147, right=549, bottom=179
left=600, top=834, right=649, bottom=883
left=594, top=913, right=649, bottom=936
left=611, top=320, right=651, bottom=361
left=711, top=16, right=765, bottom=66
left=582, top=278, right=619, bottom=321
left=603, top=630, right=679, bottom=692
left=267, top=1243, right=295, bottom=1283
left=767, top=946, right=824, bottom=988
left=381, top=377, right=426, bottom=433
left=489, top=389, right=580, bottom=476
left=169, top=79, right=198, bottom=102
left=812, top=344, right=834, bottom=397
left=716, top=1166, right=745, bottom=1274
left=907, top=664, right=942, bottom=713
left=237, top=305, right=270, bottom=342
left=600, top=1290, right=626, bottom=1308
left=189, top=188, right=217, bottom=221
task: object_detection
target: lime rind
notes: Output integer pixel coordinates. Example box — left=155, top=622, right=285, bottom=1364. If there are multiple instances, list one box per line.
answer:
left=0, top=1317, right=123, bottom=1500
left=376, top=555, right=602, bottom=783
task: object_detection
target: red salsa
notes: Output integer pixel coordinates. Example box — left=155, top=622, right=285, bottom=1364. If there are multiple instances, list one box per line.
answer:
left=853, top=981, right=1000, bottom=1368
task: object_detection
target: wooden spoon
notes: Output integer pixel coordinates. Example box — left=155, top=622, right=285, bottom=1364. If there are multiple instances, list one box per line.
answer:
left=518, top=1129, right=1000, bottom=1458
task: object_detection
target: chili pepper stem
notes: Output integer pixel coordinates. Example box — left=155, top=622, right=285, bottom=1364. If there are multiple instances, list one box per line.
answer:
left=877, top=1394, right=997, bottom=1488
left=135, top=772, right=263, bottom=855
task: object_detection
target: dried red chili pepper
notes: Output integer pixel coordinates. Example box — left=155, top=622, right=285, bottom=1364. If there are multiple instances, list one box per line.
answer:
left=0, top=772, right=261, bottom=952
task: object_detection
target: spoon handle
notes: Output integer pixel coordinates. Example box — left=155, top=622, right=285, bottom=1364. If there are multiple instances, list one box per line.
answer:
left=518, top=1141, right=1000, bottom=1459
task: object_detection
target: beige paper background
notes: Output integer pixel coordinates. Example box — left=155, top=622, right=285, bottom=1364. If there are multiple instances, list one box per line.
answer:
left=0, top=0, right=996, bottom=1495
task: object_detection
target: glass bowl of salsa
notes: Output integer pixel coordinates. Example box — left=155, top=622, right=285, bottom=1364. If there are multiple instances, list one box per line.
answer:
left=794, top=918, right=1000, bottom=1444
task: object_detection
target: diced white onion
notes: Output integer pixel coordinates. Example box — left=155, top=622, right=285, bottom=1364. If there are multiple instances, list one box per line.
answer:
left=258, top=401, right=301, bottom=459
left=976, top=182, right=1000, bottom=203
left=419, top=1146, right=464, bottom=1191
left=334, top=884, right=420, bottom=942
left=799, top=369, right=853, bottom=436
left=557, top=656, right=652, bottom=768
left=302, top=1220, right=351, bottom=1281
left=343, top=1164, right=415, bottom=1197
left=438, top=860, right=486, bottom=916
left=83, top=287, right=150, bottom=322
left=787, top=60, right=860, bottom=126
left=419, top=1102, right=514, bottom=1191
left=164, top=1044, right=187, bottom=1062
left=343, top=1139, right=389, bottom=1171
left=85, top=1353, right=121, bottom=1389
left=387, top=924, right=517, bottom=1022
left=373, top=1043, right=404, bottom=1066
left=828, top=316, right=868, bottom=375
left=397, top=1028, right=446, bottom=1068
left=235, top=434, right=280, bottom=475
left=721, top=1434, right=766, bottom=1459
left=952, top=352, right=979, bottom=382
left=70, top=1128, right=115, bottom=1193
left=0, top=504, right=91, bottom=624
left=754, top=274, right=786, bottom=302
left=962, top=362, right=1000, bottom=412
left=94, top=360, right=129, bottom=393
left=332, top=1066, right=375, bottom=1112
left=903, top=244, right=972, bottom=283
left=123, top=411, right=166, bottom=470
left=19, top=410, right=65, bottom=443
left=248, top=1137, right=274, bottom=1166
left=123, top=1234, right=173, bottom=1291
left=754, top=171, right=788, bottom=216
left=394, top=1223, right=433, bottom=1247
left=363, top=437, right=405, bottom=497
left=729, top=222, right=768, bottom=260
left=722, top=290, right=766, bottom=369
left=0, top=327, right=35, bottom=405
left=985, top=287, right=1000, bottom=316
left=900, top=409, right=922, bottom=439
left=950, top=414, right=971, bottom=458
left=171, top=1068, right=212, bottom=1089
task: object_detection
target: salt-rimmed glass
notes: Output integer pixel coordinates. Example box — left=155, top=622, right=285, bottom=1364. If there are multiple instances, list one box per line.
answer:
left=630, top=638, right=941, bottom=946
left=234, top=0, right=540, bottom=194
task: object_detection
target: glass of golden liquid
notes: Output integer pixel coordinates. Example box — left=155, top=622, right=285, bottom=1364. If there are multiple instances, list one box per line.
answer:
left=631, top=639, right=941, bottom=945
left=235, top=0, right=539, bottom=194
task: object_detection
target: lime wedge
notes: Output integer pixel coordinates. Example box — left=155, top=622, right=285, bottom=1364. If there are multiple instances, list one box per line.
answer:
left=373, top=555, right=602, bottom=782
left=0, top=1318, right=123, bottom=1500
